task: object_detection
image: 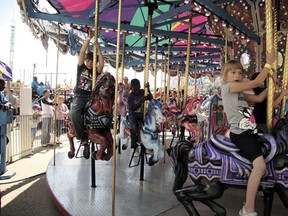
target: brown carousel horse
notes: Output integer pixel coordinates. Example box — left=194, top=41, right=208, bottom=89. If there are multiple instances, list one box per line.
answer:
left=67, top=72, right=115, bottom=161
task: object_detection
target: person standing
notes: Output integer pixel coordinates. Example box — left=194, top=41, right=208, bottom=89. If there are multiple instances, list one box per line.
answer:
left=0, top=77, right=11, bottom=108
left=55, top=95, right=69, bottom=144
left=31, top=76, right=39, bottom=98
left=40, top=89, right=54, bottom=146
left=123, top=76, right=130, bottom=101
left=220, top=51, right=274, bottom=216
left=69, top=27, right=104, bottom=147
left=8, top=89, right=19, bottom=114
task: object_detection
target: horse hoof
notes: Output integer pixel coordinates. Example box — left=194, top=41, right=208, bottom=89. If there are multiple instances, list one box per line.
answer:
left=83, top=145, right=90, bottom=159
left=122, top=144, right=127, bottom=150
left=148, top=157, right=158, bottom=166
left=68, top=151, right=75, bottom=159
left=91, top=151, right=96, bottom=160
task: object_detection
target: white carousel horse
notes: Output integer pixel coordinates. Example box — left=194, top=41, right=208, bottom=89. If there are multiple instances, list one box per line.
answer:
left=140, top=99, right=166, bottom=166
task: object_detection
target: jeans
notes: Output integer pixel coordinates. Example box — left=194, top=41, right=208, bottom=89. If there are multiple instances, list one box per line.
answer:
left=129, top=115, right=144, bottom=149
left=41, top=117, right=52, bottom=145
left=69, top=94, right=90, bottom=140
left=56, top=119, right=64, bottom=137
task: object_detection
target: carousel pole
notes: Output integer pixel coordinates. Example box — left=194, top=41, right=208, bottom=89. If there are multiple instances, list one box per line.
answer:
left=89, top=0, right=100, bottom=191
left=161, top=54, right=164, bottom=100
left=92, top=0, right=99, bottom=88
left=167, top=42, right=171, bottom=103
left=280, top=32, right=288, bottom=118
left=265, top=0, right=275, bottom=133
left=180, top=0, right=192, bottom=139
left=193, top=62, right=197, bottom=97
left=120, top=33, right=126, bottom=82
left=53, top=24, right=61, bottom=166
left=163, top=56, right=167, bottom=103
left=153, top=37, right=158, bottom=98
left=225, top=28, right=228, bottom=63
left=183, top=2, right=193, bottom=108
left=143, top=3, right=153, bottom=117
left=177, top=63, right=180, bottom=107
left=112, top=0, right=123, bottom=214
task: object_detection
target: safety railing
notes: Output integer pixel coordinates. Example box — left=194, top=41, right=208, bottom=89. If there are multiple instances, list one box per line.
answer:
left=5, top=114, right=68, bottom=163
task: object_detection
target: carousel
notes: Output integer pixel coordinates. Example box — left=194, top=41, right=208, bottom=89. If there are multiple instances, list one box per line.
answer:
left=11, top=0, right=288, bottom=215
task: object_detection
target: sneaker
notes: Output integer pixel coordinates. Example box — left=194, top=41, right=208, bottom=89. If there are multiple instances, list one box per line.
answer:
left=133, top=147, right=140, bottom=157
left=239, top=206, right=257, bottom=216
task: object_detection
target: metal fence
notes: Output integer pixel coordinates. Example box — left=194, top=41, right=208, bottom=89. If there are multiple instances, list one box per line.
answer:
left=6, top=114, right=68, bottom=163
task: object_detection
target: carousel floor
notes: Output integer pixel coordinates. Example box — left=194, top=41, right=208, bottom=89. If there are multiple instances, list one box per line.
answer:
left=46, top=134, right=288, bottom=216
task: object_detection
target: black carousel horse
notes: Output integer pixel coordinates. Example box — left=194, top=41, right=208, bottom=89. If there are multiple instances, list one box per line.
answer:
left=169, top=113, right=288, bottom=216
left=67, top=72, right=115, bottom=161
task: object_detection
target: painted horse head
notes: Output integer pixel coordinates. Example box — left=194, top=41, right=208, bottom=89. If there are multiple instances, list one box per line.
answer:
left=141, top=99, right=166, bottom=166
left=89, top=72, right=115, bottom=115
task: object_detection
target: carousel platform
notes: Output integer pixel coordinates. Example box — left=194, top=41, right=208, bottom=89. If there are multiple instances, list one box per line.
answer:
left=46, top=134, right=288, bottom=216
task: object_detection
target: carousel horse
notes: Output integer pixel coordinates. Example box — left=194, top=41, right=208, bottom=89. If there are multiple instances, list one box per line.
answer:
left=163, top=97, right=205, bottom=145
left=169, top=113, right=288, bottom=216
left=67, top=72, right=115, bottom=160
left=140, top=99, right=166, bottom=166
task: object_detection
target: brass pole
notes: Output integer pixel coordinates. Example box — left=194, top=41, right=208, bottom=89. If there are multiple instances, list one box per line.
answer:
left=193, top=63, right=197, bottom=97
left=143, top=6, right=153, bottom=117
left=177, top=63, right=180, bottom=106
left=167, top=42, right=171, bottom=103
left=183, top=3, right=193, bottom=108
left=120, top=33, right=126, bottom=82
left=92, top=0, right=100, bottom=88
left=112, top=0, right=123, bottom=215
left=265, top=0, right=275, bottom=133
left=225, top=27, right=228, bottom=63
left=163, top=56, right=167, bottom=102
left=153, top=38, right=158, bottom=98
left=280, top=32, right=288, bottom=118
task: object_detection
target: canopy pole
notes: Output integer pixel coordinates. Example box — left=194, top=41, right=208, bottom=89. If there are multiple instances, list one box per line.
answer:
left=193, top=63, right=197, bottom=97
left=177, top=63, right=180, bottom=107
left=92, top=0, right=100, bottom=88
left=112, top=0, right=123, bottom=214
left=167, top=42, right=171, bottom=103
left=163, top=55, right=167, bottom=102
left=225, top=28, right=228, bottom=63
left=183, top=2, right=193, bottom=108
left=280, top=32, right=288, bottom=118
left=143, top=3, right=154, bottom=117
left=120, top=33, right=126, bottom=82
left=153, top=37, right=158, bottom=98
left=265, top=0, right=275, bottom=133
left=53, top=24, right=61, bottom=166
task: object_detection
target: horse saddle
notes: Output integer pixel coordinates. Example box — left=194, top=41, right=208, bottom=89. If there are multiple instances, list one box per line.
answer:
left=210, top=133, right=277, bottom=164
left=142, top=126, right=158, bottom=140
left=85, top=107, right=112, bottom=129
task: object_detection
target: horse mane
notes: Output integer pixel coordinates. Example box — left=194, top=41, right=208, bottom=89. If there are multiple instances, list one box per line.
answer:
left=273, top=113, right=288, bottom=154
left=91, top=72, right=114, bottom=98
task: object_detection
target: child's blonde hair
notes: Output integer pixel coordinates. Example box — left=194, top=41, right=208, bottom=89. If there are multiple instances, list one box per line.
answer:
left=221, top=60, right=243, bottom=83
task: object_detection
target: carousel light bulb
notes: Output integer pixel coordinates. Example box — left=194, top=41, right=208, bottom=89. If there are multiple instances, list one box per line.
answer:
left=214, top=17, right=219, bottom=22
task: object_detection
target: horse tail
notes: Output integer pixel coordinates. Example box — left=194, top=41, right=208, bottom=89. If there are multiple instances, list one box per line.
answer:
left=170, top=140, right=195, bottom=192
left=273, top=116, right=288, bottom=154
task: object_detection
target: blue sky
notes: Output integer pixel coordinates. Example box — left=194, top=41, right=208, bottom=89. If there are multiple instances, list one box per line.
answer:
left=0, top=1, right=78, bottom=86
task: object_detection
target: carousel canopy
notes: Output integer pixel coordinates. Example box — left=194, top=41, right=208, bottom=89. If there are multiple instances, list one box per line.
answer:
left=17, top=0, right=287, bottom=75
